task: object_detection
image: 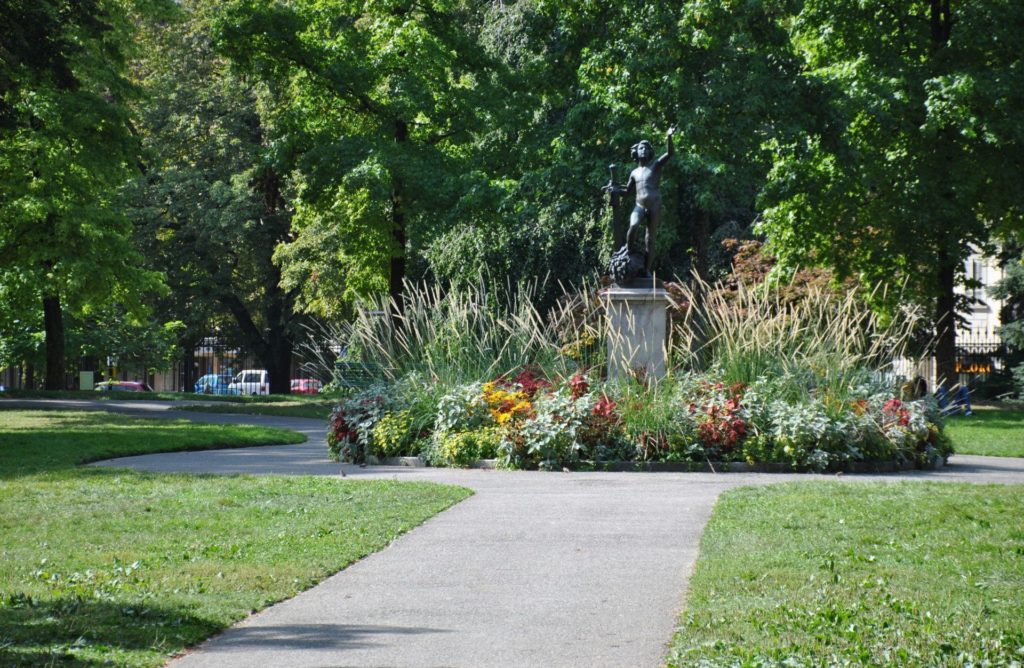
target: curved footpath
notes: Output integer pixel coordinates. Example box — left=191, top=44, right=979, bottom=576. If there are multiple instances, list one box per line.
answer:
left=5, top=398, right=1024, bottom=668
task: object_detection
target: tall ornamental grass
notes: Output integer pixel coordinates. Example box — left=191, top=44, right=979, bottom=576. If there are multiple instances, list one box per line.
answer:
left=331, top=279, right=606, bottom=386
left=670, top=279, right=924, bottom=405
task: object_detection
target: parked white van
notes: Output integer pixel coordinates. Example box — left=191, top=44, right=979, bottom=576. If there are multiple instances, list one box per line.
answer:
left=230, top=369, right=270, bottom=395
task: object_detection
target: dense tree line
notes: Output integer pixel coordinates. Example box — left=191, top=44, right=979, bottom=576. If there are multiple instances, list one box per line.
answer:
left=1, top=0, right=1021, bottom=389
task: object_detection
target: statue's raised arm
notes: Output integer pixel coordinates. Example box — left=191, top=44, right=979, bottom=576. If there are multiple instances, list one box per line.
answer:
left=655, top=126, right=676, bottom=169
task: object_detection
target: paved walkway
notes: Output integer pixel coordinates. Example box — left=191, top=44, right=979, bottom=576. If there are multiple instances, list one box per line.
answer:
left=6, top=398, right=1024, bottom=667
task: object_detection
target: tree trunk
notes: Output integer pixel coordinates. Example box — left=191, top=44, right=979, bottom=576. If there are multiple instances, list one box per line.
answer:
left=934, top=256, right=958, bottom=390
left=390, top=196, right=406, bottom=308
left=390, top=119, right=408, bottom=310
left=180, top=334, right=198, bottom=392
left=43, top=294, right=65, bottom=390
left=693, top=208, right=711, bottom=283
left=929, top=0, right=955, bottom=390
left=264, top=263, right=294, bottom=395
left=266, top=334, right=293, bottom=395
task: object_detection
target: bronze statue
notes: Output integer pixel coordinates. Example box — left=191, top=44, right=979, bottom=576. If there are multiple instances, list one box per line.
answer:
left=604, top=127, right=675, bottom=286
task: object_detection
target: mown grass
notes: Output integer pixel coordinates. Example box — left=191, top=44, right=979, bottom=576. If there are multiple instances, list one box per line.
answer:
left=0, top=410, right=471, bottom=667
left=0, top=410, right=307, bottom=477
left=177, top=400, right=335, bottom=420
left=669, top=482, right=1024, bottom=667
left=946, top=409, right=1024, bottom=457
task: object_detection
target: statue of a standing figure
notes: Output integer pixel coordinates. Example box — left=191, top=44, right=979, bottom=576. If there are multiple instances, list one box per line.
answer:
left=604, top=126, right=676, bottom=286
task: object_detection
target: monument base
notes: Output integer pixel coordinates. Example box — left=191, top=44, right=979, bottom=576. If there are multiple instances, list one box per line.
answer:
left=604, top=286, right=670, bottom=381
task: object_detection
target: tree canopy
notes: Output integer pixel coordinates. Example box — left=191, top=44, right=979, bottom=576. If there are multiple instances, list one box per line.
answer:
left=127, top=0, right=301, bottom=393
left=2, top=0, right=1022, bottom=389
left=759, top=0, right=1024, bottom=386
left=0, top=0, right=165, bottom=388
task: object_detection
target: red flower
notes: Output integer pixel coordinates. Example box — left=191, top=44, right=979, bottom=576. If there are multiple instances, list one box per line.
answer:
left=512, top=366, right=551, bottom=398
left=569, top=374, right=590, bottom=399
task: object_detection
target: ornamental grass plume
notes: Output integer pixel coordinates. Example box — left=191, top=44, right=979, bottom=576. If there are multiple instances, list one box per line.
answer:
left=337, top=278, right=605, bottom=385
left=669, top=276, right=924, bottom=405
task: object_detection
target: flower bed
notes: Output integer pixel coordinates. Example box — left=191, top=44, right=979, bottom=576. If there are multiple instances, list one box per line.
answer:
left=327, top=367, right=952, bottom=472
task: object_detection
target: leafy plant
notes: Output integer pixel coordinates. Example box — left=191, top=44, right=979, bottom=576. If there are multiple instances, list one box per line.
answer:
left=327, top=386, right=392, bottom=463
left=436, top=428, right=503, bottom=468
left=371, top=411, right=417, bottom=458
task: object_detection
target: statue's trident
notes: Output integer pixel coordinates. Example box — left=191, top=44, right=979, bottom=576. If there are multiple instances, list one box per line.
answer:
left=604, top=163, right=621, bottom=210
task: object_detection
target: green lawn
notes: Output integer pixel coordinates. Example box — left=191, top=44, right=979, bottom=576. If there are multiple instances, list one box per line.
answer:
left=0, top=410, right=471, bottom=667
left=177, top=400, right=336, bottom=420
left=946, top=409, right=1024, bottom=457
left=669, top=482, right=1024, bottom=666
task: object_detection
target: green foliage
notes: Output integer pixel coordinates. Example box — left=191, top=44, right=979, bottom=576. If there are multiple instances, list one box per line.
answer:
left=510, top=390, right=591, bottom=470
left=436, top=428, right=502, bottom=468
left=612, top=375, right=689, bottom=461
left=433, top=382, right=491, bottom=436
left=212, top=0, right=520, bottom=312
left=989, top=251, right=1024, bottom=353
left=0, top=0, right=167, bottom=383
left=371, top=410, right=416, bottom=458
left=758, top=1, right=1024, bottom=369
left=128, top=0, right=301, bottom=391
left=69, top=309, right=185, bottom=377
left=326, top=385, right=392, bottom=463
left=321, top=280, right=951, bottom=470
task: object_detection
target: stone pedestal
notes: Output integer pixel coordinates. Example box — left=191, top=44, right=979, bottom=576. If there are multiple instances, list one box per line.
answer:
left=604, top=286, right=670, bottom=381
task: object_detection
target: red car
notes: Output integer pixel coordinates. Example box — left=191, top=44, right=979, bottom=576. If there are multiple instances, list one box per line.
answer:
left=290, top=378, right=323, bottom=395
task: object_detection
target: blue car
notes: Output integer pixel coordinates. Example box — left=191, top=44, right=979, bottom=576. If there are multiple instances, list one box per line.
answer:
left=194, top=373, right=238, bottom=395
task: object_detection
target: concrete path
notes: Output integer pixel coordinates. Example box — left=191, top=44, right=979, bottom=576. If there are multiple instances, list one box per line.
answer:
left=5, top=398, right=1024, bottom=668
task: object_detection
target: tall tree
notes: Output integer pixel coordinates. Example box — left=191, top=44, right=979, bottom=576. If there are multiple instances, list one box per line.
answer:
left=420, top=1, right=618, bottom=298
left=128, top=0, right=300, bottom=393
left=212, top=0, right=516, bottom=314
left=759, top=0, right=1024, bottom=388
left=0, top=0, right=164, bottom=389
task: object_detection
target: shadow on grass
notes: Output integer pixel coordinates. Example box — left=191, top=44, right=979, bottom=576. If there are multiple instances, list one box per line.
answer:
left=0, top=594, right=449, bottom=665
left=0, top=595, right=223, bottom=667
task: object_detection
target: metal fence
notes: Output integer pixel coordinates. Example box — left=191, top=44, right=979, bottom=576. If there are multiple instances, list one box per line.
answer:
left=168, top=336, right=340, bottom=393
left=892, top=335, right=1011, bottom=396
left=955, top=338, right=1011, bottom=385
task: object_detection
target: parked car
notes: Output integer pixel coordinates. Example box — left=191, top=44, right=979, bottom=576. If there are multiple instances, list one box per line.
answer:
left=94, top=381, right=153, bottom=392
left=229, top=369, right=270, bottom=395
left=290, top=378, right=323, bottom=395
left=194, top=373, right=238, bottom=395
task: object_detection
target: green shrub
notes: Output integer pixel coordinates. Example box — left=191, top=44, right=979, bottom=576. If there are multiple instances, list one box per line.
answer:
left=371, top=410, right=416, bottom=457
left=326, top=385, right=393, bottom=463
left=437, top=428, right=503, bottom=467
left=511, top=390, right=591, bottom=470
